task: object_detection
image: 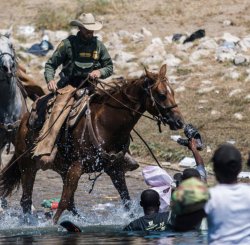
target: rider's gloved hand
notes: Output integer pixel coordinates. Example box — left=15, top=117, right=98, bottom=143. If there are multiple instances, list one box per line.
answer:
left=89, top=70, right=101, bottom=79
left=47, top=79, right=58, bottom=92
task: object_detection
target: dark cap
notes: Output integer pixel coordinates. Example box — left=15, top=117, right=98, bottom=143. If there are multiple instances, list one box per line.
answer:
left=140, top=189, right=160, bottom=207
left=173, top=169, right=201, bottom=187
left=182, top=168, right=201, bottom=181
left=212, top=144, right=242, bottom=178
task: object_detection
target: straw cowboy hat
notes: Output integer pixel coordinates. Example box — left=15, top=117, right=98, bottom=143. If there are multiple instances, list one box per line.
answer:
left=70, top=13, right=103, bottom=31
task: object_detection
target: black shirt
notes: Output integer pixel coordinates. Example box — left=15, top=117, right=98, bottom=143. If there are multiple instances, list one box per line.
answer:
left=123, top=212, right=170, bottom=231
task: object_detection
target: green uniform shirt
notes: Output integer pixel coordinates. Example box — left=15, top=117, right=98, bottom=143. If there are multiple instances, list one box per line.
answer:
left=44, top=32, right=113, bottom=85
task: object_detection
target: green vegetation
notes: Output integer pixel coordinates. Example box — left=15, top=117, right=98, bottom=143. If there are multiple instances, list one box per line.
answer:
left=35, top=8, right=74, bottom=30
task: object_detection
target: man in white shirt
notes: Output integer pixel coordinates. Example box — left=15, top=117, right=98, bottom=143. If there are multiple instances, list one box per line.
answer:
left=205, top=144, right=250, bottom=245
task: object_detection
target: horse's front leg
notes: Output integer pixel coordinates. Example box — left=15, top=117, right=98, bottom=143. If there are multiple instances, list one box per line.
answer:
left=0, top=140, right=6, bottom=168
left=20, top=160, right=38, bottom=214
left=59, top=171, right=80, bottom=216
left=53, top=161, right=82, bottom=224
left=106, top=167, right=131, bottom=210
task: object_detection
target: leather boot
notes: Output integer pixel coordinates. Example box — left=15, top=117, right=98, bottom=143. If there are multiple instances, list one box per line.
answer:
left=124, top=152, right=139, bottom=172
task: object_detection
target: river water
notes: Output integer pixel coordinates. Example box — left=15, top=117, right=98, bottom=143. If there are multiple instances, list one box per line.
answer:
left=0, top=153, right=208, bottom=244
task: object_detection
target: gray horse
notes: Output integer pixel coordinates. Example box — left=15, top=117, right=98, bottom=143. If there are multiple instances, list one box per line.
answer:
left=0, top=34, right=27, bottom=164
left=0, top=34, right=27, bottom=207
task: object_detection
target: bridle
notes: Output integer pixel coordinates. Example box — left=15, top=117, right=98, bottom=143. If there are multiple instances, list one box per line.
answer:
left=143, top=77, right=178, bottom=131
left=0, top=49, right=20, bottom=136
left=0, top=51, right=17, bottom=78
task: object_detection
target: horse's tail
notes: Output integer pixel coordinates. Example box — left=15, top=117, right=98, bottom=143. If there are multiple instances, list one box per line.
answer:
left=0, top=154, right=21, bottom=197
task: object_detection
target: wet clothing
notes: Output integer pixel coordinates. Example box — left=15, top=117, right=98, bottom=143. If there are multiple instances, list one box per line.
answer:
left=196, top=164, right=207, bottom=183
left=44, top=31, right=113, bottom=87
left=123, top=212, right=170, bottom=231
left=205, top=183, right=250, bottom=245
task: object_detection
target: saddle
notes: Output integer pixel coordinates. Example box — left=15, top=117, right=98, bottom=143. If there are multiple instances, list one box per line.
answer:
left=29, top=88, right=94, bottom=131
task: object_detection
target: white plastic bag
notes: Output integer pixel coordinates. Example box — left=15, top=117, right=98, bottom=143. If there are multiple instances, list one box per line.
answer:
left=142, top=166, right=173, bottom=212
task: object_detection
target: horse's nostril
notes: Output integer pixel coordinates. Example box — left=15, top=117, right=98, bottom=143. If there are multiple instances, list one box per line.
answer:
left=2, top=65, right=8, bottom=73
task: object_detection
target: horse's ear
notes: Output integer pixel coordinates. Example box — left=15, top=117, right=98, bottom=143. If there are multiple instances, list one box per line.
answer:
left=159, top=64, right=167, bottom=80
left=143, top=64, right=154, bottom=80
left=4, top=25, right=13, bottom=39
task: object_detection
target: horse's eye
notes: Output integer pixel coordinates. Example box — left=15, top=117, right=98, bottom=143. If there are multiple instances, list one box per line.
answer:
left=158, top=93, right=166, bottom=101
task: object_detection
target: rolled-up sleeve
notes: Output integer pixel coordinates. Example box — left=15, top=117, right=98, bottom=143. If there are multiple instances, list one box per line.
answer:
left=98, top=42, right=113, bottom=79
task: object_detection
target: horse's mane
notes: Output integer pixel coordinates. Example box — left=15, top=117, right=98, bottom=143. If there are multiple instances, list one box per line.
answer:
left=94, top=75, right=145, bottom=102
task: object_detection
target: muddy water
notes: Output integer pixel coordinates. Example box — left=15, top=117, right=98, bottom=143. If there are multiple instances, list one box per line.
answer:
left=0, top=149, right=207, bottom=244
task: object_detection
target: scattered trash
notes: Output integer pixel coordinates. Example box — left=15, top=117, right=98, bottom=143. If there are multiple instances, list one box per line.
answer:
left=233, top=55, right=248, bottom=66
left=223, top=20, right=233, bottom=26
left=161, top=161, right=171, bottom=167
left=220, top=41, right=236, bottom=51
left=233, top=113, right=243, bottom=120
left=172, top=33, right=183, bottom=42
left=179, top=157, right=196, bottom=168
left=206, top=146, right=212, bottom=153
left=41, top=197, right=60, bottom=209
left=183, top=29, right=205, bottom=44
left=27, top=35, right=54, bottom=56
left=238, top=172, right=250, bottom=179
left=226, top=140, right=236, bottom=145
left=17, top=25, right=35, bottom=37
left=170, top=135, right=181, bottom=142
left=222, top=32, right=240, bottom=43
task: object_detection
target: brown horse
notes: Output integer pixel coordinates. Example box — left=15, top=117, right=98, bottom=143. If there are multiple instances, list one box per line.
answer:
left=0, top=64, right=184, bottom=223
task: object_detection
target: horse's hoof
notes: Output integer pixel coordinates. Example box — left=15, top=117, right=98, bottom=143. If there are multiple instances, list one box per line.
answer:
left=22, top=213, right=38, bottom=225
left=0, top=198, right=7, bottom=209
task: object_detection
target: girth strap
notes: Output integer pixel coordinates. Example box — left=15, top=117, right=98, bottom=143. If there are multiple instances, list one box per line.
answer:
left=83, top=101, right=127, bottom=163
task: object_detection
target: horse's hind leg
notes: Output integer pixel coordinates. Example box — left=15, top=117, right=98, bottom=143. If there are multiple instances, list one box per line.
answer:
left=106, top=167, right=131, bottom=209
left=53, top=161, right=82, bottom=224
left=20, top=159, right=38, bottom=214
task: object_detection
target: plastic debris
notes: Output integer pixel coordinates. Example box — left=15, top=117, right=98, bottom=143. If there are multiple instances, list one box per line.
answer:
left=238, top=172, right=250, bottom=179
left=179, top=157, right=196, bottom=168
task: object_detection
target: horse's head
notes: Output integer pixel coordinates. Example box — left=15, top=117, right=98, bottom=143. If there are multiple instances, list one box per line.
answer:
left=143, top=64, right=184, bottom=130
left=0, top=34, right=16, bottom=81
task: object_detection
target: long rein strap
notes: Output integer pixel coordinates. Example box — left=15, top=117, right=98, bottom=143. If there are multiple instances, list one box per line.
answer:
left=132, top=128, right=163, bottom=169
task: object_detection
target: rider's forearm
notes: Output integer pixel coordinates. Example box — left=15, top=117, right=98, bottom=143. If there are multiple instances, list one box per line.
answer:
left=99, top=62, right=113, bottom=79
left=99, top=43, right=113, bottom=79
left=44, top=62, right=56, bottom=83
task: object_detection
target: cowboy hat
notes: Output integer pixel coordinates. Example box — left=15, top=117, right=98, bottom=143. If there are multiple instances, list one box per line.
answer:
left=70, top=13, right=103, bottom=31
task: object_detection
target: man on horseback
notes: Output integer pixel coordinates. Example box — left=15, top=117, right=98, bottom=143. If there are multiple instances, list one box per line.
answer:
left=33, top=13, right=113, bottom=167
left=33, top=13, right=138, bottom=171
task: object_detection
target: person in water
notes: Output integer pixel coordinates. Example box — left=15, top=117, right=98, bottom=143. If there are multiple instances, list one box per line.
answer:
left=124, top=178, right=209, bottom=232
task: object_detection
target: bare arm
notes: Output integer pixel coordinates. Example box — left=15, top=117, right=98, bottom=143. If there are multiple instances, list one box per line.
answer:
left=188, top=139, right=204, bottom=167
left=188, top=139, right=207, bottom=182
